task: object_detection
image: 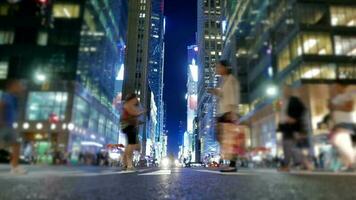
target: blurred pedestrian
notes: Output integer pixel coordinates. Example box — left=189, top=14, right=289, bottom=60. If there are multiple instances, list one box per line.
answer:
left=0, top=80, right=27, bottom=174
left=208, top=60, right=240, bottom=172
left=120, top=93, right=145, bottom=171
left=278, top=85, right=312, bottom=172
left=329, top=82, right=355, bottom=171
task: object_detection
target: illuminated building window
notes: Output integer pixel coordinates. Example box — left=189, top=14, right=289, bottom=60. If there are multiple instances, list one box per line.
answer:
left=278, top=47, right=290, bottom=72
left=339, top=64, right=356, bottom=79
left=26, top=92, right=68, bottom=121
left=37, top=32, right=48, bottom=46
left=0, top=31, right=14, bottom=44
left=278, top=33, right=332, bottom=71
left=89, top=109, right=98, bottom=131
left=302, top=33, right=332, bottom=55
left=330, top=6, right=356, bottom=27
left=210, top=51, right=216, bottom=55
left=0, top=61, right=8, bottom=79
left=53, top=3, right=80, bottom=18
left=300, top=63, right=336, bottom=80
left=0, top=4, right=9, bottom=16
left=334, top=36, right=356, bottom=56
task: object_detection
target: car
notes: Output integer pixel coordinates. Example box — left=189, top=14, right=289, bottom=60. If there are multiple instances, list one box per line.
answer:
left=184, top=162, right=205, bottom=168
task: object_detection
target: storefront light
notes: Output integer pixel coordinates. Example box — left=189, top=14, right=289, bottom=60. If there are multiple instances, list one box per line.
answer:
left=36, top=123, right=43, bottom=130
left=50, top=124, right=56, bottom=130
left=62, top=123, right=67, bottom=130
left=23, top=122, right=30, bottom=130
left=81, top=141, right=103, bottom=148
left=35, top=133, right=43, bottom=140
left=68, top=123, right=74, bottom=131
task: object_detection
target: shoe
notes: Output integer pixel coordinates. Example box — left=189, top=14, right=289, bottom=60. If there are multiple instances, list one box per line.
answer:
left=10, top=167, right=27, bottom=175
left=340, top=166, right=355, bottom=172
left=126, top=167, right=136, bottom=172
left=220, top=167, right=238, bottom=173
left=278, top=167, right=290, bottom=172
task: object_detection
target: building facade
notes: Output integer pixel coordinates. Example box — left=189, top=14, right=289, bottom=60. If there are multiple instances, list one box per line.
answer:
left=123, top=0, right=165, bottom=159
left=197, top=0, right=224, bottom=161
left=222, top=0, right=356, bottom=156
left=0, top=0, right=128, bottom=163
left=186, top=45, right=199, bottom=162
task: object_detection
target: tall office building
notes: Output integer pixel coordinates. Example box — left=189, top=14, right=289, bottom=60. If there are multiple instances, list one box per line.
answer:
left=0, top=0, right=128, bottom=163
left=197, top=0, right=223, bottom=160
left=123, top=0, right=165, bottom=158
left=222, top=0, right=356, bottom=156
left=148, top=0, right=165, bottom=159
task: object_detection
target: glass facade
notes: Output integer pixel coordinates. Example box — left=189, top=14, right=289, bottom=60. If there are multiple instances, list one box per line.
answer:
left=26, top=92, right=68, bottom=121
left=278, top=32, right=334, bottom=72
left=73, top=96, right=89, bottom=127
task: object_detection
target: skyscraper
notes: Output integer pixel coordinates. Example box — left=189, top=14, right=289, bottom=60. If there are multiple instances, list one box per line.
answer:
left=148, top=0, right=165, bottom=159
left=197, top=0, right=223, bottom=160
left=0, top=0, right=128, bottom=163
left=123, top=0, right=165, bottom=158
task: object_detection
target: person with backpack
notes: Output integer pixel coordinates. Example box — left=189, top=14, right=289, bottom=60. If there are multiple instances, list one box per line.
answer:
left=0, top=80, right=27, bottom=174
left=120, top=93, right=145, bottom=171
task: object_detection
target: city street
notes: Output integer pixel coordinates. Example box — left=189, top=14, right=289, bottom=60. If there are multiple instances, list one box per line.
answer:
left=1, top=165, right=356, bottom=200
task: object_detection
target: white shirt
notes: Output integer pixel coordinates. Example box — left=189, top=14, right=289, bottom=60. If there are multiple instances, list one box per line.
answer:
left=217, top=74, right=240, bottom=115
left=331, top=90, right=356, bottom=124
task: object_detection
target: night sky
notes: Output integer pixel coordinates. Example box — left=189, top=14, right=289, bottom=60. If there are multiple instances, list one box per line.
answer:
left=163, top=0, right=197, bottom=155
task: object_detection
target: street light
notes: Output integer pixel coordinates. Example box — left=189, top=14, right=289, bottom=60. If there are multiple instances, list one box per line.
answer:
left=35, top=72, right=47, bottom=82
left=266, top=85, right=278, bottom=97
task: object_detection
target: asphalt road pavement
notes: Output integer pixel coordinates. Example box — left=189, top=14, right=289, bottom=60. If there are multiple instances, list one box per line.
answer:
left=1, top=165, right=356, bottom=200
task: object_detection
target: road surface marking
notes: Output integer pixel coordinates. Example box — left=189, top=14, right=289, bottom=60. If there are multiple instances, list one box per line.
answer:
left=195, top=169, right=255, bottom=176
left=139, top=169, right=171, bottom=176
left=290, top=171, right=356, bottom=176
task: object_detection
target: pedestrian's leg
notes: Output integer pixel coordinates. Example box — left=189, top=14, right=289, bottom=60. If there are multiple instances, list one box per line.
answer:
left=229, top=159, right=236, bottom=168
left=282, top=140, right=293, bottom=168
left=333, top=131, right=355, bottom=167
left=10, top=143, right=20, bottom=168
left=127, top=145, right=134, bottom=169
left=123, top=148, right=128, bottom=168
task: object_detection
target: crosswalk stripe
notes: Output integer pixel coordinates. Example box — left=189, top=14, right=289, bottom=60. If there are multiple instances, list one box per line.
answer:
left=290, top=171, right=356, bottom=176
left=195, top=169, right=255, bottom=176
left=138, top=169, right=171, bottom=176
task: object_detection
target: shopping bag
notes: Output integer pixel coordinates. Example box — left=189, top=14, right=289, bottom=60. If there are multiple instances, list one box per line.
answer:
left=220, top=123, right=245, bottom=160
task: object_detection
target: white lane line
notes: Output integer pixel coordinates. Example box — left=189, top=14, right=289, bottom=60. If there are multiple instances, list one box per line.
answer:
left=139, top=169, right=171, bottom=176
left=195, top=169, right=255, bottom=176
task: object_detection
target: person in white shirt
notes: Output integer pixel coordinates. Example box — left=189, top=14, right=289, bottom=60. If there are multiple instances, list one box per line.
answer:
left=208, top=60, right=240, bottom=172
left=329, top=82, right=356, bottom=171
